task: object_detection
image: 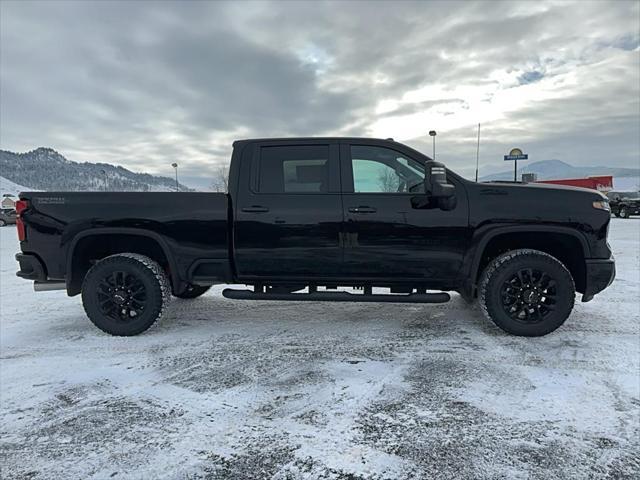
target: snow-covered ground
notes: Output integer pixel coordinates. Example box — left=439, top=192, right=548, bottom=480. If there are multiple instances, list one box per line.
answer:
left=1, top=221, right=638, bottom=479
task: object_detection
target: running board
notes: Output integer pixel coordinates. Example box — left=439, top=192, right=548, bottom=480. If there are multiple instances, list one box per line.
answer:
left=222, top=289, right=450, bottom=304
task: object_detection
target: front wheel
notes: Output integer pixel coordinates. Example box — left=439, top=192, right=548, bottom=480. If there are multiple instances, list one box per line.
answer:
left=479, top=249, right=575, bottom=336
left=81, top=253, right=171, bottom=336
left=619, top=207, right=629, bottom=218
left=174, top=284, right=211, bottom=299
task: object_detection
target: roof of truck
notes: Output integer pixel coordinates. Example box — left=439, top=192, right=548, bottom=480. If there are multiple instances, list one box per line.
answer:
left=233, top=137, right=398, bottom=145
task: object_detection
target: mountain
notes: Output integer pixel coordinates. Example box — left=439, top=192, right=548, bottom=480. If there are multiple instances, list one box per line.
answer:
left=480, top=159, right=640, bottom=182
left=0, top=148, right=192, bottom=192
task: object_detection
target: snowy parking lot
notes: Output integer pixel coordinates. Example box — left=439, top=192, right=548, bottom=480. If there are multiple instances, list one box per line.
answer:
left=1, top=220, right=638, bottom=479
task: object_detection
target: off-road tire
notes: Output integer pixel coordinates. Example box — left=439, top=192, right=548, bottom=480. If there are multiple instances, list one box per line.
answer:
left=619, top=207, right=629, bottom=219
left=81, top=253, right=171, bottom=336
left=479, top=249, right=575, bottom=336
left=174, top=284, right=211, bottom=299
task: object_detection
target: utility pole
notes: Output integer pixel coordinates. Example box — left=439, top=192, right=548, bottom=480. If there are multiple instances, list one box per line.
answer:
left=475, top=123, right=481, bottom=182
left=428, top=130, right=437, bottom=160
left=171, top=163, right=179, bottom=191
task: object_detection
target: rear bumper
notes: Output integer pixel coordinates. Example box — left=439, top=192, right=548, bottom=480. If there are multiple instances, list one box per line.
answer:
left=15, top=253, right=47, bottom=282
left=582, top=257, right=616, bottom=302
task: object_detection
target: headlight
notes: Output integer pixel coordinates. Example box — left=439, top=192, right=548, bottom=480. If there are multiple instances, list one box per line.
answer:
left=593, top=200, right=610, bottom=211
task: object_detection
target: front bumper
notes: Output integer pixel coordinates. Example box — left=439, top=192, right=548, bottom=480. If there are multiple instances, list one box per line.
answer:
left=15, top=253, right=47, bottom=282
left=582, top=257, right=616, bottom=302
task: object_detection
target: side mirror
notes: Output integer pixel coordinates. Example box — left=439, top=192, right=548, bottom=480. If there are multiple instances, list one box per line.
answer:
left=425, top=161, right=454, bottom=198
left=423, top=161, right=456, bottom=211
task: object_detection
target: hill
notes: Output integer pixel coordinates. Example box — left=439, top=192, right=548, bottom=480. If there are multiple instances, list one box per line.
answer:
left=0, top=148, right=191, bottom=192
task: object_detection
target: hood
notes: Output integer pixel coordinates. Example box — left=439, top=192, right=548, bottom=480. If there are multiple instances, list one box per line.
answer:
left=480, top=180, right=608, bottom=198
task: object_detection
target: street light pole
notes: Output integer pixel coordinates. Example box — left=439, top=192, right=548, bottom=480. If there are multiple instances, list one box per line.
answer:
left=428, top=130, right=437, bottom=160
left=475, top=123, right=481, bottom=182
left=171, top=163, right=179, bottom=192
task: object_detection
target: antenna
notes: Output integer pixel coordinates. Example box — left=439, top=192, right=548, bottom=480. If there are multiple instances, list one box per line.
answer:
left=475, top=123, right=481, bottom=182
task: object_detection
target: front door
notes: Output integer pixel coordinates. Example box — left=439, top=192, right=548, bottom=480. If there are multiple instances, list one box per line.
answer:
left=234, top=141, right=343, bottom=279
left=340, top=143, right=469, bottom=284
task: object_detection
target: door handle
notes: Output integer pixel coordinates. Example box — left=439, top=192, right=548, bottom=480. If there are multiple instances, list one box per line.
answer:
left=348, top=206, right=377, bottom=214
left=241, top=206, right=269, bottom=213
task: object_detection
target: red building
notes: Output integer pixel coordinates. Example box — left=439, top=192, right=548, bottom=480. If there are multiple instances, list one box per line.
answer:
left=536, top=175, right=613, bottom=192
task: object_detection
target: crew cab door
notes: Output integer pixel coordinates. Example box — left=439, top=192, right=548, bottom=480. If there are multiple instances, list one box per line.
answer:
left=340, top=142, right=469, bottom=284
left=234, top=141, right=343, bottom=279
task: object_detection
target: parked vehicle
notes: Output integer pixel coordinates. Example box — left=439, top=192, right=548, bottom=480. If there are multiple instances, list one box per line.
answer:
left=609, top=194, right=640, bottom=218
left=0, top=208, right=17, bottom=226
left=15, top=138, right=615, bottom=337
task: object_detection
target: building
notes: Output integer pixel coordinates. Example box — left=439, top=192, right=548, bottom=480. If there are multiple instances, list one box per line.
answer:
left=2, top=194, right=16, bottom=210
left=536, top=175, right=613, bottom=192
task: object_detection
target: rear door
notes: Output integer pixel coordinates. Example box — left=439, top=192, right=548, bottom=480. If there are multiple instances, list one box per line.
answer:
left=234, top=141, right=343, bottom=279
left=340, top=142, right=469, bottom=284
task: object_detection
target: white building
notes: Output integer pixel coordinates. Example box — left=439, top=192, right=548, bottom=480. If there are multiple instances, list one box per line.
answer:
left=2, top=194, right=16, bottom=210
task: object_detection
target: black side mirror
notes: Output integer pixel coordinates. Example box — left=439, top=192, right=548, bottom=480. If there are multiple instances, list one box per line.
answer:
left=423, top=161, right=456, bottom=210
left=425, top=161, right=454, bottom=197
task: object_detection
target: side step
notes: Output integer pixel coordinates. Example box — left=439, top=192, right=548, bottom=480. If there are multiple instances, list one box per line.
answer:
left=222, top=289, right=450, bottom=304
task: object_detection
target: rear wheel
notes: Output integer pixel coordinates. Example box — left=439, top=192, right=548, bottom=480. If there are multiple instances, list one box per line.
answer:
left=0, top=219, right=6, bottom=226
left=174, top=284, right=211, bottom=299
left=81, top=253, right=170, bottom=336
left=479, top=249, right=575, bottom=336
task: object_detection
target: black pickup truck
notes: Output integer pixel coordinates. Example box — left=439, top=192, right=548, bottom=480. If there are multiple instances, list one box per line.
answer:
left=15, top=137, right=615, bottom=337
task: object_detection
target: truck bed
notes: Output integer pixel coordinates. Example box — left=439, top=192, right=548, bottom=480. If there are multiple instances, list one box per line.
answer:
left=18, top=192, right=230, bottom=293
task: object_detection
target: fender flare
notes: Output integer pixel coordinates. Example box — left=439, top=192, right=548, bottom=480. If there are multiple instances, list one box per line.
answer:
left=66, top=227, right=181, bottom=293
left=468, top=225, right=590, bottom=283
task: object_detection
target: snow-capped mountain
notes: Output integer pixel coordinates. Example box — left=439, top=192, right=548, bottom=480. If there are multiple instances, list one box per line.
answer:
left=0, top=148, right=192, bottom=192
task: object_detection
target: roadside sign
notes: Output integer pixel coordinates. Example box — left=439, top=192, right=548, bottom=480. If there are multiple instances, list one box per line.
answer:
left=504, top=148, right=528, bottom=181
left=504, top=148, right=528, bottom=161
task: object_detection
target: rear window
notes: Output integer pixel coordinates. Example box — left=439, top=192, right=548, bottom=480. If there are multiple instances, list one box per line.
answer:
left=259, top=145, right=329, bottom=193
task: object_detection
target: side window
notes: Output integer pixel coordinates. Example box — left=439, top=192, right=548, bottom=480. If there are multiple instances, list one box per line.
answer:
left=259, top=145, right=329, bottom=193
left=350, top=145, right=424, bottom=193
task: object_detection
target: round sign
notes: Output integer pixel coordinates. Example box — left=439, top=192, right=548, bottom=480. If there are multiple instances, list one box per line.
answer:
left=509, top=148, right=523, bottom=156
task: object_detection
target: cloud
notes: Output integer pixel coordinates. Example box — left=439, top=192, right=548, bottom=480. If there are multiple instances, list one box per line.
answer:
left=1, top=0, right=638, bottom=187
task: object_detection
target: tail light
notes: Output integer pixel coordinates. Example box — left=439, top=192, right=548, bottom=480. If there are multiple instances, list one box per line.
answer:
left=15, top=200, right=28, bottom=241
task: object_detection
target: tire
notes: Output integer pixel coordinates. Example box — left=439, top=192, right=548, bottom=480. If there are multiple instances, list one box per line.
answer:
left=619, top=207, right=629, bottom=219
left=0, top=219, right=6, bottom=227
left=613, top=211, right=620, bottom=218
left=479, top=249, right=575, bottom=336
left=174, top=284, right=211, bottom=299
left=81, top=253, right=171, bottom=336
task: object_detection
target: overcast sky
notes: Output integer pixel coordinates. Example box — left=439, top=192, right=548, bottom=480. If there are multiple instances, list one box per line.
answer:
left=1, top=0, right=639, bottom=188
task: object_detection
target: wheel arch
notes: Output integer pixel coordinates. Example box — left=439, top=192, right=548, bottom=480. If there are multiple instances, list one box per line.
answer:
left=66, top=228, right=181, bottom=296
left=470, top=226, right=589, bottom=295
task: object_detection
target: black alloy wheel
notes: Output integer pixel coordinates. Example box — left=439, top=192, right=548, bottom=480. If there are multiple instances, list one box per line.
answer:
left=500, top=268, right=557, bottom=324
left=479, top=249, right=575, bottom=336
left=82, top=254, right=170, bottom=336
left=97, top=270, right=148, bottom=322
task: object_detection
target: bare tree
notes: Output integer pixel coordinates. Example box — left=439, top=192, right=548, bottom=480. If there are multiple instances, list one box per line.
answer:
left=210, top=163, right=230, bottom=192
left=377, top=167, right=400, bottom=192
